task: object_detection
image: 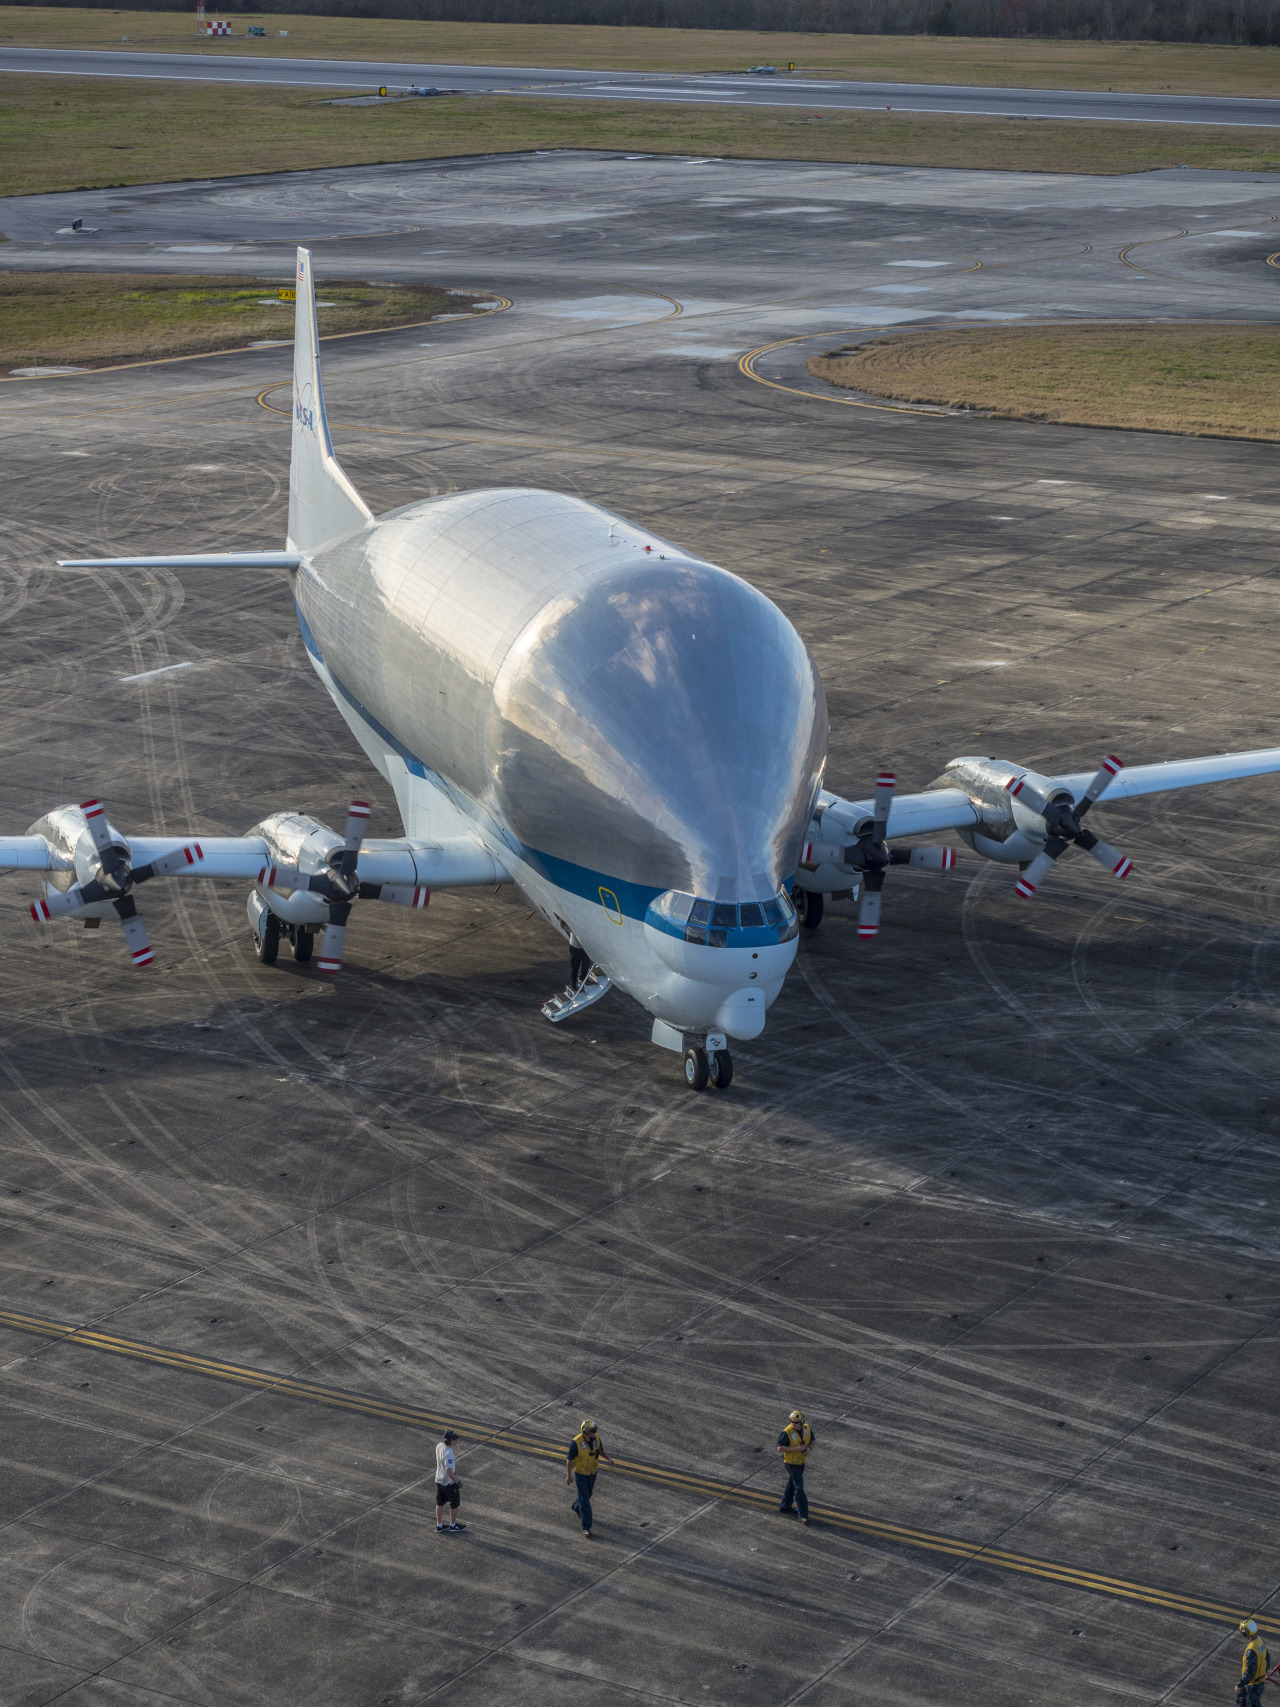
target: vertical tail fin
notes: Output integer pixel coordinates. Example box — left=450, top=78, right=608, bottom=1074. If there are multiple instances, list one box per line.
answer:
left=288, top=248, right=372, bottom=554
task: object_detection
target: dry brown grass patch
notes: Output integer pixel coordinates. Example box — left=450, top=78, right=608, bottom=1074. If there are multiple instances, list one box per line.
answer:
left=809, top=322, right=1280, bottom=440
left=0, top=271, right=471, bottom=371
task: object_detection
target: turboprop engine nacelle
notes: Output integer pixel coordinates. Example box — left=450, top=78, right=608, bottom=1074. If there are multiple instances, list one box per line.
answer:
left=927, top=756, right=1075, bottom=866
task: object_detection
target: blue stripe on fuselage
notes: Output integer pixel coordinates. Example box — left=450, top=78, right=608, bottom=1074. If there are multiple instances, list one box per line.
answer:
left=293, top=595, right=664, bottom=922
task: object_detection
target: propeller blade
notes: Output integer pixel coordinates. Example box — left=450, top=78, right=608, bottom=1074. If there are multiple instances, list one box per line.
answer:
left=114, top=896, right=153, bottom=967
left=331, top=800, right=371, bottom=886
left=31, top=886, right=90, bottom=921
left=343, top=800, right=371, bottom=851
left=315, top=920, right=347, bottom=975
left=371, top=884, right=430, bottom=909
left=890, top=847, right=956, bottom=871
left=135, top=842, right=206, bottom=882
left=1079, top=753, right=1123, bottom=812
left=316, top=895, right=353, bottom=975
left=1080, top=834, right=1132, bottom=878
left=258, top=861, right=305, bottom=892
left=872, top=771, right=895, bottom=838
left=857, top=869, right=886, bottom=939
left=1013, top=845, right=1065, bottom=898
left=80, top=798, right=114, bottom=859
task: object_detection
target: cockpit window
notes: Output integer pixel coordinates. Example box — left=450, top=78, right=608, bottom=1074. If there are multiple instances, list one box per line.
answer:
left=646, top=890, right=798, bottom=946
left=649, top=889, right=695, bottom=926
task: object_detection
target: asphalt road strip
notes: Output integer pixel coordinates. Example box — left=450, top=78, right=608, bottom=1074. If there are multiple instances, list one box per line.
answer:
left=0, top=1302, right=1253, bottom=1625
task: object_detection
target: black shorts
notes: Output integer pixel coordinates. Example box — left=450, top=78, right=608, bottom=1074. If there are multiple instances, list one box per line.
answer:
left=435, top=1481, right=460, bottom=1509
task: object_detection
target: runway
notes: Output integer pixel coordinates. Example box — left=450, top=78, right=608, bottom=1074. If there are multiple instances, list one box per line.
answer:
left=1, top=151, right=1279, bottom=1706
left=7, top=44, right=1280, bottom=126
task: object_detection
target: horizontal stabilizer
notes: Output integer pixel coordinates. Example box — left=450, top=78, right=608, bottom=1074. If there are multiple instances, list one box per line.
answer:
left=57, top=552, right=301, bottom=571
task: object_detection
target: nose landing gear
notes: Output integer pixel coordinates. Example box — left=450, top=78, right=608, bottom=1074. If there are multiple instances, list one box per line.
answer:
left=682, top=1037, right=732, bottom=1092
left=654, top=1020, right=734, bottom=1091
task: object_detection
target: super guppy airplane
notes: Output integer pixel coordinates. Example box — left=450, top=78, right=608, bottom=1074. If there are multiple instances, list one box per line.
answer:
left=8, top=249, right=1280, bottom=1091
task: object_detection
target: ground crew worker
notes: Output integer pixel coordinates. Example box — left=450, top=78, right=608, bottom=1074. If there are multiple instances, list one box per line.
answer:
left=776, top=1408, right=814, bottom=1524
left=1237, top=1619, right=1269, bottom=1707
left=565, top=1417, right=614, bottom=1537
left=434, top=1428, right=465, bottom=1534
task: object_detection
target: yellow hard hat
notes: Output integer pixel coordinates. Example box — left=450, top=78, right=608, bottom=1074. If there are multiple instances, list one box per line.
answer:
left=1241, top=1619, right=1260, bottom=1638
left=581, top=1418, right=598, bottom=1434
left=789, top=1409, right=805, bottom=1423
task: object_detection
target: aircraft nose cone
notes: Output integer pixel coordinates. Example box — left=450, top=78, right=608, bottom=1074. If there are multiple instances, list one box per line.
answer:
left=716, top=987, right=767, bottom=1041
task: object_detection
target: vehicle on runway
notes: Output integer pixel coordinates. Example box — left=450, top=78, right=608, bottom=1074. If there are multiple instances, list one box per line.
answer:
left=7, top=248, right=1280, bottom=1089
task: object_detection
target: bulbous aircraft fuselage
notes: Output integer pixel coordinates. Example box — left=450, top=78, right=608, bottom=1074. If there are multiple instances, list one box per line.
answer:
left=294, top=487, right=827, bottom=1039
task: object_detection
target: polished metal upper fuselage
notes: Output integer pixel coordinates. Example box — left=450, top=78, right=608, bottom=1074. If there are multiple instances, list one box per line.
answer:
left=295, top=488, right=827, bottom=912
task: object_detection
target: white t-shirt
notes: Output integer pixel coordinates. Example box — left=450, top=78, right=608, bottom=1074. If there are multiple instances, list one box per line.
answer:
left=435, top=1443, right=456, bottom=1484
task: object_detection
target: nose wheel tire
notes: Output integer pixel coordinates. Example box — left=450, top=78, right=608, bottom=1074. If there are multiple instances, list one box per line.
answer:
left=683, top=1047, right=709, bottom=1091
left=256, top=913, right=280, bottom=965
left=795, top=889, right=823, bottom=931
left=708, top=1049, right=733, bottom=1090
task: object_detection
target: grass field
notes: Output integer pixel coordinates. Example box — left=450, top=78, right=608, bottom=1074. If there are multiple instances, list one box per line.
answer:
left=4, top=74, right=1280, bottom=199
left=4, top=6, right=1280, bottom=96
left=808, top=323, right=1280, bottom=440
left=0, top=272, right=471, bottom=371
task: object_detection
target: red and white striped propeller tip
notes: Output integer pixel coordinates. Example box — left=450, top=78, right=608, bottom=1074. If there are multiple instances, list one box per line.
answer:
left=30, top=899, right=50, bottom=922
left=875, top=771, right=895, bottom=788
left=1014, top=875, right=1037, bottom=898
left=130, top=944, right=154, bottom=967
left=80, top=798, right=104, bottom=818
left=857, top=924, right=878, bottom=939
left=1102, top=754, right=1123, bottom=775
left=316, top=957, right=342, bottom=975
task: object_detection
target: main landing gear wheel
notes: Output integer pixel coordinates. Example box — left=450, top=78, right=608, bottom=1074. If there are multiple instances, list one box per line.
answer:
left=795, top=889, right=824, bottom=931
left=256, top=913, right=280, bottom=965
left=293, top=928, right=313, bottom=963
left=683, top=1047, right=709, bottom=1091
left=708, top=1049, right=733, bottom=1090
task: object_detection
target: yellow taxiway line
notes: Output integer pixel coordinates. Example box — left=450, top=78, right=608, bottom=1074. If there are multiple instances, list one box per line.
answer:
left=0, top=1303, right=1255, bottom=1626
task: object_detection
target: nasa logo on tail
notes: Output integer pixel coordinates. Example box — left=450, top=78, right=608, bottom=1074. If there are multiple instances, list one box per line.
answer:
left=294, top=378, right=316, bottom=436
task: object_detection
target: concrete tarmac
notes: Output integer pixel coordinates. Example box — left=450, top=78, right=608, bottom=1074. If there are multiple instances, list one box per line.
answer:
left=8, top=44, right=1280, bottom=125
left=1, top=151, right=1279, bottom=1706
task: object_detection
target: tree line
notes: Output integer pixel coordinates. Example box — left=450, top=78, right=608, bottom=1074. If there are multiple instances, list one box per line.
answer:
left=19, top=0, right=1280, bottom=45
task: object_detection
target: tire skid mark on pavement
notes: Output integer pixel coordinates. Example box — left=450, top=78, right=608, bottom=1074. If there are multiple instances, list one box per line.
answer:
left=0, top=1302, right=1250, bottom=1625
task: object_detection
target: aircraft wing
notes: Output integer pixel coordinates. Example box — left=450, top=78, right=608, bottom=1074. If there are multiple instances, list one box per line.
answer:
left=807, top=743, right=1280, bottom=935
left=1055, top=746, right=1280, bottom=805
left=0, top=837, right=62, bottom=872
left=815, top=786, right=977, bottom=840
left=818, top=743, right=1280, bottom=841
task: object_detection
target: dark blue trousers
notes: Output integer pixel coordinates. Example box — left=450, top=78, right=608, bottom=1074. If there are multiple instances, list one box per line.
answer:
left=780, top=1463, right=808, bottom=1519
left=572, top=1471, right=597, bottom=1531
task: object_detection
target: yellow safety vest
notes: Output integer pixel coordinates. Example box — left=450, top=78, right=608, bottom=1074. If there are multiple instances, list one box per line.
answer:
left=781, top=1424, right=812, bottom=1465
left=1242, top=1636, right=1270, bottom=1684
left=572, top=1431, right=603, bottom=1475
